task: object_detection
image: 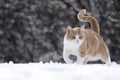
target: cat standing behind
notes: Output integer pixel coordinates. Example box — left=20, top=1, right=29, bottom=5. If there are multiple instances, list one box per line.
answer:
left=63, top=9, right=111, bottom=65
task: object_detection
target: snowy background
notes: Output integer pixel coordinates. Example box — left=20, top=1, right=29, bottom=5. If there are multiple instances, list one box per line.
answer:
left=0, top=62, right=120, bottom=80
left=0, top=0, right=120, bottom=63
left=0, top=0, right=120, bottom=79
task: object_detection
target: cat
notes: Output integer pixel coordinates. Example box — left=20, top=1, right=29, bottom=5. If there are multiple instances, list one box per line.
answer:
left=63, top=9, right=111, bottom=65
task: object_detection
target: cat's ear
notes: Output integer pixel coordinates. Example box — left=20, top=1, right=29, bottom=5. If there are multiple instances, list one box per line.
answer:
left=67, top=26, right=72, bottom=31
left=81, top=25, right=85, bottom=29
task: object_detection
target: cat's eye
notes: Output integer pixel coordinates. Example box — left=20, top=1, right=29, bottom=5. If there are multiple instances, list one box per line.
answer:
left=79, top=36, right=83, bottom=39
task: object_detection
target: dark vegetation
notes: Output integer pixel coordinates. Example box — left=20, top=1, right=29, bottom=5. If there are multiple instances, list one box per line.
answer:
left=0, top=0, right=120, bottom=63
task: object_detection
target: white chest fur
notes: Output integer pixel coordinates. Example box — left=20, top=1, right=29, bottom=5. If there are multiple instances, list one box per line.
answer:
left=63, top=38, right=83, bottom=55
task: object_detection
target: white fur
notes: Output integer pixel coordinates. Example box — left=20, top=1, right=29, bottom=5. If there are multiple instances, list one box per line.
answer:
left=86, top=54, right=101, bottom=61
left=63, top=35, right=84, bottom=64
left=85, top=54, right=111, bottom=65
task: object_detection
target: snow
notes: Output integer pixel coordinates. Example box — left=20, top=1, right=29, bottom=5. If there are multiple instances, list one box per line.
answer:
left=0, top=62, right=120, bottom=80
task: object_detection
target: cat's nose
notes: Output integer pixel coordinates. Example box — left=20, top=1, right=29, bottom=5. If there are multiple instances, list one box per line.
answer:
left=75, top=34, right=79, bottom=39
left=76, top=40, right=79, bottom=43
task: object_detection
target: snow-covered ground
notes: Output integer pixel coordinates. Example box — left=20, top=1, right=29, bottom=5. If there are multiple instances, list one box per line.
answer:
left=0, top=62, right=120, bottom=80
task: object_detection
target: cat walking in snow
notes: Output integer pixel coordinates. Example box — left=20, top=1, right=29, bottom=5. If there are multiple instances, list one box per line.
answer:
left=63, top=9, right=111, bottom=65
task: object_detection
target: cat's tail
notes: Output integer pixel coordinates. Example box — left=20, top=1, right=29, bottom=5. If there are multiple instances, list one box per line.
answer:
left=77, top=9, right=100, bottom=33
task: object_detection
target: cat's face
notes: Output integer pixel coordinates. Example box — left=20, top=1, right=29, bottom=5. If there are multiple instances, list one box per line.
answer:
left=64, top=25, right=84, bottom=45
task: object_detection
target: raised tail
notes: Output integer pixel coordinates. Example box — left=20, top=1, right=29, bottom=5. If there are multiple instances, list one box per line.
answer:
left=77, top=9, right=100, bottom=33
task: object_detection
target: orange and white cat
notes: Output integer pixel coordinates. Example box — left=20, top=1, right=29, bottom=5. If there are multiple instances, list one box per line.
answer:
left=63, top=9, right=111, bottom=65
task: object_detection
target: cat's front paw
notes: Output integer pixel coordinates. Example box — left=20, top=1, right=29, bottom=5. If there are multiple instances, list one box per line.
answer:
left=65, top=60, right=73, bottom=64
